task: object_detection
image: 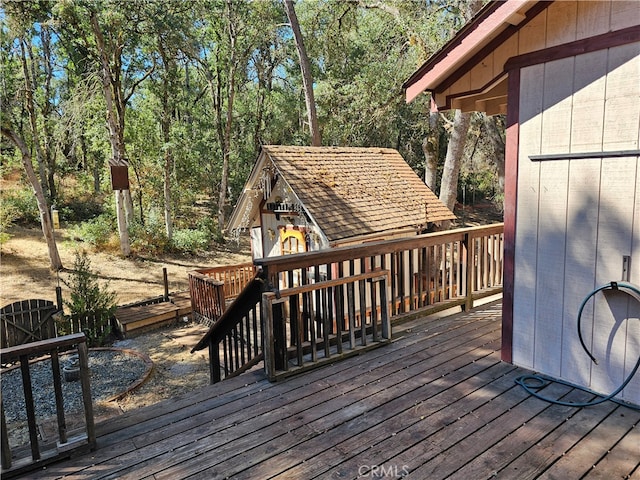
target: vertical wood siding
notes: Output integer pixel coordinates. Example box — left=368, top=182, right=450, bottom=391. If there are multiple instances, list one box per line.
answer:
left=513, top=38, right=640, bottom=404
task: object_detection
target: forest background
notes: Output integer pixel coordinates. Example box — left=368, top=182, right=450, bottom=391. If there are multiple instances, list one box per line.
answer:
left=0, top=0, right=504, bottom=305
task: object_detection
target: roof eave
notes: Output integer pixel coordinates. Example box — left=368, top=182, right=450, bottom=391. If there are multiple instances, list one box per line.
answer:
left=404, top=0, right=542, bottom=104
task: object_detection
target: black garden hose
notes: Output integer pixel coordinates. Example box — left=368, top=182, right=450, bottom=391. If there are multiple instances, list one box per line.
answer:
left=515, top=281, right=640, bottom=410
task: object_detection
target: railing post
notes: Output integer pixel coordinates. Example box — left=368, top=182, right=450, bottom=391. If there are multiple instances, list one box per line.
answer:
left=378, top=275, right=391, bottom=340
left=262, top=292, right=275, bottom=381
left=77, top=340, right=96, bottom=447
left=163, top=267, right=169, bottom=302
left=209, top=341, right=221, bottom=383
left=464, top=232, right=474, bottom=311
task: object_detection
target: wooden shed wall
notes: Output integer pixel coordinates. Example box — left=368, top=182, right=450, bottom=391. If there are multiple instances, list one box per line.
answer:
left=512, top=38, right=639, bottom=404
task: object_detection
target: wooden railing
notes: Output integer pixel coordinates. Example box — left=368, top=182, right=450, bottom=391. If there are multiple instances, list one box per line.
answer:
left=0, top=333, right=95, bottom=478
left=189, top=263, right=256, bottom=302
left=188, top=272, right=226, bottom=327
left=256, top=223, right=504, bottom=320
left=191, top=224, right=503, bottom=384
left=191, top=277, right=265, bottom=383
left=263, top=271, right=391, bottom=381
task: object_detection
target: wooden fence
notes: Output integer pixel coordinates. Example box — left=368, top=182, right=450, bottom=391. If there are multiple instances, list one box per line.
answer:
left=0, top=299, right=60, bottom=349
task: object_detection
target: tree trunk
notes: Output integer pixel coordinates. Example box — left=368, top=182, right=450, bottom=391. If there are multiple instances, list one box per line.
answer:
left=284, top=0, right=321, bottom=146
left=217, top=0, right=239, bottom=231
left=2, top=127, right=62, bottom=271
left=19, top=39, right=50, bottom=202
left=484, top=114, right=506, bottom=198
left=159, top=41, right=174, bottom=241
left=439, top=109, right=471, bottom=219
left=422, top=111, right=441, bottom=192
left=90, top=11, right=131, bottom=256
left=39, top=26, right=57, bottom=202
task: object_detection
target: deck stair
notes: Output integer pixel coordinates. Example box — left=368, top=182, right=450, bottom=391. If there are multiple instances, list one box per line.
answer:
left=114, top=292, right=192, bottom=337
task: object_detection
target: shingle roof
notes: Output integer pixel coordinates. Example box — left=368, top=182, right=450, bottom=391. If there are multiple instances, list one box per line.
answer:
left=261, top=145, right=455, bottom=242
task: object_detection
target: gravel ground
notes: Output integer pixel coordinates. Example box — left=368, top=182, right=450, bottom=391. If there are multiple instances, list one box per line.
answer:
left=1, top=349, right=151, bottom=423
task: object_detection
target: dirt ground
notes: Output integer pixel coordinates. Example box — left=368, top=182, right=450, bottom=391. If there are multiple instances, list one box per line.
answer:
left=0, top=225, right=251, bottom=307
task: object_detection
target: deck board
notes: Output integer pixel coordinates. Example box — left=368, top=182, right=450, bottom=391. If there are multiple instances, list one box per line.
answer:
left=21, top=301, right=639, bottom=480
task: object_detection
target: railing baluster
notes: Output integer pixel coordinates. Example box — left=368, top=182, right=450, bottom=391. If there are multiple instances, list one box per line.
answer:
left=370, top=278, right=379, bottom=343
left=292, top=293, right=303, bottom=366
left=359, top=278, right=367, bottom=346
left=19, top=355, right=40, bottom=461
left=1, top=396, right=11, bottom=470
left=50, top=350, right=67, bottom=444
left=346, top=282, right=356, bottom=351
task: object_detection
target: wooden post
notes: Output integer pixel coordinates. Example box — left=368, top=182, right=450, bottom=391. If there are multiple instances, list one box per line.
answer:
left=163, top=267, right=169, bottom=302
left=272, top=301, right=286, bottom=371
left=464, top=232, right=474, bottom=311
left=1, top=396, right=11, bottom=469
left=20, top=355, right=40, bottom=460
left=263, top=292, right=275, bottom=381
left=50, top=350, right=68, bottom=444
left=76, top=341, right=96, bottom=448
left=378, top=275, right=391, bottom=340
left=210, top=341, right=221, bottom=383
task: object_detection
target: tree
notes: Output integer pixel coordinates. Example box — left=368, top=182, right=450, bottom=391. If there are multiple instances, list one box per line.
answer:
left=88, top=8, right=133, bottom=256
left=1, top=127, right=63, bottom=270
left=53, top=0, right=157, bottom=256
left=1, top=2, right=63, bottom=270
left=283, top=0, right=321, bottom=146
left=439, top=109, right=471, bottom=213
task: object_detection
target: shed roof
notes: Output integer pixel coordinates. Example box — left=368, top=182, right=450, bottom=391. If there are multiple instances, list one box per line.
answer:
left=227, top=145, right=455, bottom=243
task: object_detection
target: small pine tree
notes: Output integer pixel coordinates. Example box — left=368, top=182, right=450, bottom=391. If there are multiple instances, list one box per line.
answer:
left=61, top=251, right=117, bottom=346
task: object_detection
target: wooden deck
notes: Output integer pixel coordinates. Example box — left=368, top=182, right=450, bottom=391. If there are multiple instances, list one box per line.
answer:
left=25, top=302, right=639, bottom=479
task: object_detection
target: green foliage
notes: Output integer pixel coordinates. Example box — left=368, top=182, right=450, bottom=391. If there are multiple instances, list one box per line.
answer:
left=58, top=185, right=105, bottom=222
left=0, top=198, right=20, bottom=244
left=1, top=0, right=503, bottom=247
left=69, top=214, right=117, bottom=249
left=61, top=251, right=117, bottom=346
left=129, top=213, right=170, bottom=255
left=171, top=228, right=210, bottom=255
left=1, top=188, right=40, bottom=225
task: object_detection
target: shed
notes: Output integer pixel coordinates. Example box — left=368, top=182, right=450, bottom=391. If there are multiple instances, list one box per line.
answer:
left=404, top=0, right=640, bottom=405
left=227, top=145, right=455, bottom=260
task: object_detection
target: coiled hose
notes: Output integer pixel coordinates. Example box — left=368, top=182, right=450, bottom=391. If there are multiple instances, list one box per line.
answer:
left=515, top=281, right=640, bottom=410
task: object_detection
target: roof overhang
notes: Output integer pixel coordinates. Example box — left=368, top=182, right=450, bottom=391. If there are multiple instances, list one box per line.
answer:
left=403, top=0, right=545, bottom=111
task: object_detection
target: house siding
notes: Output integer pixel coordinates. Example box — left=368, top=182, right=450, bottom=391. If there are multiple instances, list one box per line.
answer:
left=512, top=42, right=640, bottom=404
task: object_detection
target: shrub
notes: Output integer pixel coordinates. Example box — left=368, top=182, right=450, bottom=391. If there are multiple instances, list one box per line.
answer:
left=1, top=188, right=40, bottom=225
left=60, top=251, right=117, bottom=346
left=69, top=214, right=116, bottom=249
left=0, top=200, right=20, bottom=245
left=171, top=228, right=210, bottom=254
left=129, top=215, right=170, bottom=255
